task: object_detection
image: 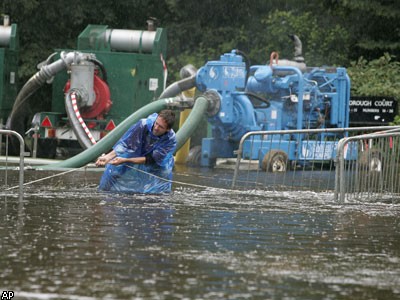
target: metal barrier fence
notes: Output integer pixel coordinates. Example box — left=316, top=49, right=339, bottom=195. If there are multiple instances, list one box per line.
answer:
left=0, top=129, right=25, bottom=199
left=232, top=126, right=400, bottom=198
left=335, top=127, right=400, bottom=203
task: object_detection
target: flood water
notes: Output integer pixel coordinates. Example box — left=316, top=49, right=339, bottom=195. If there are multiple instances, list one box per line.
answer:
left=1, top=166, right=400, bottom=299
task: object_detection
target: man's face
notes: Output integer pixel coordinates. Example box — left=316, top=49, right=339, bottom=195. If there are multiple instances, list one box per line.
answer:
left=152, top=117, right=169, bottom=136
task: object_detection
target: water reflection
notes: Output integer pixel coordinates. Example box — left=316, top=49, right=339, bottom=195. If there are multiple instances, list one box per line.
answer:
left=0, top=169, right=399, bottom=299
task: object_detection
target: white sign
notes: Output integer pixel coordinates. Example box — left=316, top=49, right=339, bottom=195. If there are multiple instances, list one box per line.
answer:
left=149, top=78, right=159, bottom=91
left=301, top=142, right=336, bottom=160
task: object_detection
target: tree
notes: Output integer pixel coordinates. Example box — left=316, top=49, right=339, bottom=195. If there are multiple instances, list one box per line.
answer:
left=1, top=0, right=400, bottom=119
left=336, top=0, right=400, bottom=61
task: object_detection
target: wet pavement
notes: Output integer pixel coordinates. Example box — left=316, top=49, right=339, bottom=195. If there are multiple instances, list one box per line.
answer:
left=0, top=167, right=399, bottom=299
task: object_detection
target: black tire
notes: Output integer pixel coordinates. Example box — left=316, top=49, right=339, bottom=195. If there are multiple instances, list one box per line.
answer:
left=359, top=148, right=383, bottom=172
left=261, top=150, right=289, bottom=172
left=36, top=138, right=58, bottom=159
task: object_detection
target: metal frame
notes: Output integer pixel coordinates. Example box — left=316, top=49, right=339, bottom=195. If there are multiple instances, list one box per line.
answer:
left=335, top=127, right=400, bottom=203
left=232, top=126, right=400, bottom=199
left=0, top=129, right=24, bottom=198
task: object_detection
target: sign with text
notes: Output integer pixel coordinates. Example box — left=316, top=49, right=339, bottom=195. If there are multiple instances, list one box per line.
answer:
left=349, top=96, right=397, bottom=126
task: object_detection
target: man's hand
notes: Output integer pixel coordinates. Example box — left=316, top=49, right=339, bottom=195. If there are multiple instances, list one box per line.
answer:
left=95, top=152, right=116, bottom=167
left=95, top=155, right=109, bottom=167
left=108, top=157, right=126, bottom=165
left=96, top=153, right=144, bottom=167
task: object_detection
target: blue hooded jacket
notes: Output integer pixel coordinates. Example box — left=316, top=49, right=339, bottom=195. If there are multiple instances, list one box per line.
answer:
left=99, top=113, right=176, bottom=194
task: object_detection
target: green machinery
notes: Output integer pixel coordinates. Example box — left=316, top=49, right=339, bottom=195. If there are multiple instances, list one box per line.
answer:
left=0, top=16, right=18, bottom=125
left=29, top=23, right=167, bottom=158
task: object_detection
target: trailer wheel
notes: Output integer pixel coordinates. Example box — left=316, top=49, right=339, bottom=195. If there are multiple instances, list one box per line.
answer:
left=36, top=138, right=58, bottom=159
left=359, top=149, right=383, bottom=172
left=186, top=145, right=202, bottom=167
left=262, top=150, right=288, bottom=172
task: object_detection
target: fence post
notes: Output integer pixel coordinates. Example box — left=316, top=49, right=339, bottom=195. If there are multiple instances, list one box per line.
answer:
left=0, top=129, right=24, bottom=199
left=17, top=131, right=25, bottom=199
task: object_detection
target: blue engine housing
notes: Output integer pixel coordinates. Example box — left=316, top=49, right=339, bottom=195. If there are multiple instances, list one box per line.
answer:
left=195, top=50, right=351, bottom=167
left=196, top=51, right=261, bottom=141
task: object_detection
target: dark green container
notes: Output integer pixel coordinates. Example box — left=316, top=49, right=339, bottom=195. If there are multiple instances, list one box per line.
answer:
left=51, top=24, right=167, bottom=125
left=0, top=23, right=18, bottom=122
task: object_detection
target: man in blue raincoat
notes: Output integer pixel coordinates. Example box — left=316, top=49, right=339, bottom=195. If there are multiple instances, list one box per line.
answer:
left=96, top=110, right=177, bottom=194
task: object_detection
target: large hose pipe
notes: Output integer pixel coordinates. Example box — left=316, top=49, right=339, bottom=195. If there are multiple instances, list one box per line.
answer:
left=9, top=52, right=88, bottom=128
left=174, top=95, right=209, bottom=153
left=39, top=93, right=215, bottom=169
left=159, top=74, right=196, bottom=99
left=65, top=90, right=97, bottom=149
left=175, top=64, right=198, bottom=163
left=7, top=52, right=89, bottom=154
left=38, top=97, right=177, bottom=169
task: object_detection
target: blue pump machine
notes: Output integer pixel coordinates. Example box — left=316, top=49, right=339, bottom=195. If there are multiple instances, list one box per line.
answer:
left=195, top=49, right=351, bottom=168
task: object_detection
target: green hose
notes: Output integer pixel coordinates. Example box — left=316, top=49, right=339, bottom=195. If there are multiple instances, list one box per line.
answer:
left=174, top=95, right=209, bottom=153
left=39, top=98, right=169, bottom=169
left=39, top=96, right=210, bottom=169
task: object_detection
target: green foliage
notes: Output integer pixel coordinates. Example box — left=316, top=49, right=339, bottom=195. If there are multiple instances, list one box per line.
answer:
left=347, top=53, right=400, bottom=97
left=166, top=8, right=352, bottom=81
left=255, top=10, right=351, bottom=66
left=166, top=25, right=243, bottom=80
left=1, top=0, right=400, bottom=120
left=337, top=0, right=400, bottom=60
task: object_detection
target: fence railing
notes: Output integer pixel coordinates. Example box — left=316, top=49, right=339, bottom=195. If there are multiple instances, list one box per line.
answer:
left=335, top=127, right=400, bottom=203
left=232, top=126, right=400, bottom=199
left=0, top=129, right=25, bottom=199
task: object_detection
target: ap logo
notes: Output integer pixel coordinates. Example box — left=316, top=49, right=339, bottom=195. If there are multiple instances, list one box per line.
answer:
left=1, top=291, right=14, bottom=300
